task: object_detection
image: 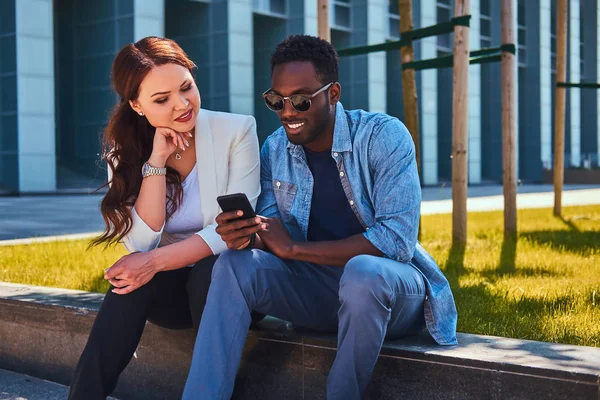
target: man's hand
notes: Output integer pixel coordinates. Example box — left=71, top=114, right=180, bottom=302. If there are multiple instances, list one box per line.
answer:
left=215, top=210, right=265, bottom=250
left=104, top=252, right=158, bottom=295
left=257, top=217, right=295, bottom=259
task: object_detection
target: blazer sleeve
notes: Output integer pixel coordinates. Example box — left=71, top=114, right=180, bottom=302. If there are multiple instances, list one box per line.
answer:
left=106, top=161, right=165, bottom=253
left=195, top=116, right=261, bottom=254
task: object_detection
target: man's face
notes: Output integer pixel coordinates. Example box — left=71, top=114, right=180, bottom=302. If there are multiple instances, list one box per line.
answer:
left=269, top=61, right=339, bottom=149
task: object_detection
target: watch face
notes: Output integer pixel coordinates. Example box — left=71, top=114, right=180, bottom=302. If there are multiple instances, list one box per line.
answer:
left=142, top=163, right=149, bottom=176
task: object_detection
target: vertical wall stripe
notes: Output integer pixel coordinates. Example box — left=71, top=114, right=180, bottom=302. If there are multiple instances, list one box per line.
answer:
left=539, top=0, right=552, bottom=169
left=367, top=0, right=387, bottom=113
left=133, top=0, right=164, bottom=40
left=419, top=0, right=438, bottom=185
left=228, top=0, right=254, bottom=115
left=569, top=0, right=581, bottom=166
left=468, top=0, right=481, bottom=183
left=16, top=0, right=56, bottom=192
left=304, top=0, right=318, bottom=36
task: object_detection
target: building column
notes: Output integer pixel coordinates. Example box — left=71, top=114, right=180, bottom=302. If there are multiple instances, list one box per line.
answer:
left=228, top=0, right=254, bottom=115
left=304, top=0, right=318, bottom=36
left=133, top=0, right=164, bottom=40
left=16, top=0, right=56, bottom=192
left=468, top=0, right=481, bottom=183
left=366, top=0, right=387, bottom=113
left=569, top=0, right=581, bottom=166
left=539, top=0, right=552, bottom=170
left=419, top=0, right=438, bottom=185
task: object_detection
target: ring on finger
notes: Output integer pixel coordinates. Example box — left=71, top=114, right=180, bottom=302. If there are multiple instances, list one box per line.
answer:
left=235, top=238, right=251, bottom=250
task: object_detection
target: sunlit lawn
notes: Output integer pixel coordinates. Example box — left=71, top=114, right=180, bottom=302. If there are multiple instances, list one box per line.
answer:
left=1, top=205, right=599, bottom=347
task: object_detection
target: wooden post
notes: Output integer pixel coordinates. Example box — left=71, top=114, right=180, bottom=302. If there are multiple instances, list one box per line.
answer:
left=318, top=0, right=330, bottom=42
left=553, top=0, right=567, bottom=216
left=501, top=0, right=517, bottom=237
left=452, top=0, right=470, bottom=245
left=399, top=0, right=421, bottom=175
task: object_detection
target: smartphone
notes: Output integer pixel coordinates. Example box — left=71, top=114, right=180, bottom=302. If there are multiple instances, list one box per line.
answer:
left=216, top=193, right=256, bottom=219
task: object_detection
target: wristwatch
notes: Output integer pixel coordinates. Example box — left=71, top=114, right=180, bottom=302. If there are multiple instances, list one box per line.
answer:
left=141, top=162, right=167, bottom=178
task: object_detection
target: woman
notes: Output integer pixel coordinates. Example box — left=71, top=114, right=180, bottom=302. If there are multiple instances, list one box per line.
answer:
left=68, top=36, right=262, bottom=399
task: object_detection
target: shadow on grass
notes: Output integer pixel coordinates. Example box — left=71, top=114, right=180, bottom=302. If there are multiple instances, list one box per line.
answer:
left=520, top=214, right=599, bottom=256
left=444, top=242, right=466, bottom=290
left=497, top=235, right=517, bottom=276
left=520, top=229, right=600, bottom=257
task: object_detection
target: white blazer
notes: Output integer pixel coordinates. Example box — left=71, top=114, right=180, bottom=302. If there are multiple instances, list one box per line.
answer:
left=112, top=109, right=260, bottom=255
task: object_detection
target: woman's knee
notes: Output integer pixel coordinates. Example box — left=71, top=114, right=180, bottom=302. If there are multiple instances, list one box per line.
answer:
left=186, top=255, right=219, bottom=297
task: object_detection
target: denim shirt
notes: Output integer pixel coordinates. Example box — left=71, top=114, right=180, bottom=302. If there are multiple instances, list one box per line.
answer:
left=256, top=103, right=458, bottom=345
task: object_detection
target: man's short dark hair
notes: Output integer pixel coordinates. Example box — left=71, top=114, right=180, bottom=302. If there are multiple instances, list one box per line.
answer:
left=270, top=35, right=339, bottom=84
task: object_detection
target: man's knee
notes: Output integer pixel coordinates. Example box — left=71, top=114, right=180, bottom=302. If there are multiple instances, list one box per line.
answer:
left=339, top=255, right=390, bottom=309
left=211, top=249, right=267, bottom=285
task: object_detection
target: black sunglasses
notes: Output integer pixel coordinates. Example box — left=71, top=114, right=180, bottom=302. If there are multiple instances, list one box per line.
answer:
left=262, top=82, right=334, bottom=112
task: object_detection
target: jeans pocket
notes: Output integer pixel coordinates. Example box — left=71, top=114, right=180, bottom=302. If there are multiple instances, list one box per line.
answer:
left=272, top=179, right=297, bottom=222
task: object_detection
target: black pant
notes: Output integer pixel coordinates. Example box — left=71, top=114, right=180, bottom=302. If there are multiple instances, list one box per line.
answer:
left=68, top=255, right=218, bottom=400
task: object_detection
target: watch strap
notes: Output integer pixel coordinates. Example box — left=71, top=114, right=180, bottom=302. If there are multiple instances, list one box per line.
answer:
left=142, top=162, right=167, bottom=178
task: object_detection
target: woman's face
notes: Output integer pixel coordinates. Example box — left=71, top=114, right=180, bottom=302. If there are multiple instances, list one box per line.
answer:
left=130, top=63, right=201, bottom=133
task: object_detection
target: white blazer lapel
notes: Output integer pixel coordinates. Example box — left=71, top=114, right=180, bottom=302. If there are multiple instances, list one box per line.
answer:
left=195, top=109, right=219, bottom=226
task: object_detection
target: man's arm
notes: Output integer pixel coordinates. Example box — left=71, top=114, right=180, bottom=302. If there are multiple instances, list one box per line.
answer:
left=257, top=216, right=382, bottom=266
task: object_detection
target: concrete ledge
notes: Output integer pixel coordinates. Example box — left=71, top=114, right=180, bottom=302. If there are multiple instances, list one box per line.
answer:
left=1, top=282, right=599, bottom=400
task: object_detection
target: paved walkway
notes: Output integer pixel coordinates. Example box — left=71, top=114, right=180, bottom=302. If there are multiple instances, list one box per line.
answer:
left=0, top=368, right=118, bottom=400
left=0, top=369, right=68, bottom=400
left=1, top=184, right=599, bottom=242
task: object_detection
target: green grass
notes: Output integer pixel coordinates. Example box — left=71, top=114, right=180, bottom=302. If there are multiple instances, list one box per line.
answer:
left=421, top=205, right=600, bottom=347
left=0, top=239, right=125, bottom=294
left=1, top=205, right=599, bottom=347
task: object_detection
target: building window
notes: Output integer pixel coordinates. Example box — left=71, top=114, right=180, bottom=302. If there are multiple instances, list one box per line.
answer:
left=480, top=0, right=492, bottom=48
left=437, top=0, right=453, bottom=54
left=388, top=0, right=400, bottom=39
left=331, top=0, right=352, bottom=31
left=517, top=0, right=527, bottom=67
left=253, top=0, right=286, bottom=17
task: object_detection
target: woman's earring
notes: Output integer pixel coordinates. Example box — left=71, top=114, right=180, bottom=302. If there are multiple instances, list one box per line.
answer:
left=139, top=111, right=144, bottom=116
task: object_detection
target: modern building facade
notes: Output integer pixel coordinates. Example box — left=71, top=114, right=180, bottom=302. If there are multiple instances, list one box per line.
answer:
left=0, top=0, right=598, bottom=193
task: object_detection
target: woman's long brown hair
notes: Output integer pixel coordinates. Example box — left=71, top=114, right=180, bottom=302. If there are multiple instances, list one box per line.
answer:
left=91, top=37, right=196, bottom=247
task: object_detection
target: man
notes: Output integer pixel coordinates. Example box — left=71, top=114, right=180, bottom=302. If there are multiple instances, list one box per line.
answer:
left=183, top=35, right=457, bottom=400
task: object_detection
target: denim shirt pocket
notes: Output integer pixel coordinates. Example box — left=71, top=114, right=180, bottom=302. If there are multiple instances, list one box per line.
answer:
left=272, top=179, right=297, bottom=222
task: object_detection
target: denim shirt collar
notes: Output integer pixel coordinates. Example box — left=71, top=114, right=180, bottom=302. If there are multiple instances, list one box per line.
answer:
left=286, top=102, right=352, bottom=157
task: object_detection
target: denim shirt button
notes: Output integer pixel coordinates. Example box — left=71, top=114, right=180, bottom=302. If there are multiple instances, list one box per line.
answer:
left=349, top=200, right=354, bottom=205
left=339, top=171, right=344, bottom=177
left=333, top=152, right=339, bottom=157
left=276, top=181, right=281, bottom=188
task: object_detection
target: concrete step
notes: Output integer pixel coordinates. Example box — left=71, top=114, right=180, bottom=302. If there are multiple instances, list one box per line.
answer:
left=1, top=282, right=599, bottom=400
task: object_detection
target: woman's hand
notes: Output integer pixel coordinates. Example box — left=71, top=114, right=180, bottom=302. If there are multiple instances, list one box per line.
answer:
left=104, top=252, right=159, bottom=295
left=149, top=127, right=192, bottom=166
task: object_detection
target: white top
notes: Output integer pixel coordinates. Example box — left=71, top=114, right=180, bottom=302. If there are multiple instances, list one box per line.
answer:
left=161, top=163, right=203, bottom=238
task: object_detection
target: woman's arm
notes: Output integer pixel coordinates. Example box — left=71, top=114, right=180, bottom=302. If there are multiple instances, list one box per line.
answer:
left=196, top=116, right=261, bottom=254
left=105, top=234, right=213, bottom=295
left=132, top=152, right=168, bottom=232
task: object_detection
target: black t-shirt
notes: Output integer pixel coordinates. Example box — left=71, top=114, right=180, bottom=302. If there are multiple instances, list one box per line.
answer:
left=304, top=147, right=365, bottom=242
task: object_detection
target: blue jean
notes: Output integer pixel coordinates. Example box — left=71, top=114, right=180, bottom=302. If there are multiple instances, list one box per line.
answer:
left=182, top=249, right=426, bottom=400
